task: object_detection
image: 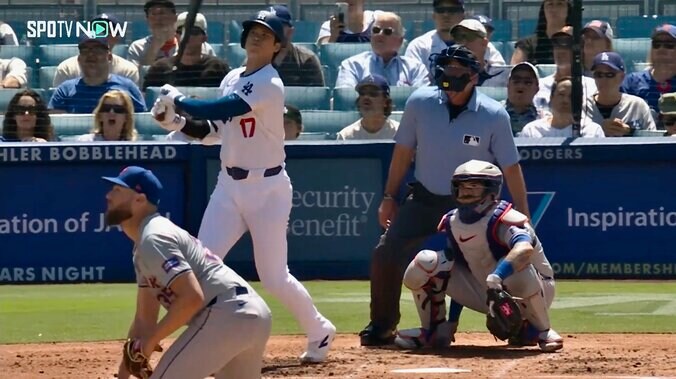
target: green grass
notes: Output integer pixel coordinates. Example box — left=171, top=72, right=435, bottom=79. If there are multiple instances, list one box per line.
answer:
left=1, top=280, right=675, bottom=344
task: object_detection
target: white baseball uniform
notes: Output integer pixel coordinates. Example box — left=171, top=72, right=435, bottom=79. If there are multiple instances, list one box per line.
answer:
left=133, top=213, right=271, bottom=379
left=196, top=65, right=334, bottom=344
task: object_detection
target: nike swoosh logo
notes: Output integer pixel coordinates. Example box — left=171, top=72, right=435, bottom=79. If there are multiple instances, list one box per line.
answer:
left=459, top=235, right=476, bottom=242
left=318, top=334, right=330, bottom=348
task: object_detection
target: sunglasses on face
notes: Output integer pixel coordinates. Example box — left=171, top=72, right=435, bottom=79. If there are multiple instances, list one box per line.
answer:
left=663, top=118, right=676, bottom=126
left=510, top=77, right=535, bottom=86
left=358, top=89, right=384, bottom=97
left=652, top=41, right=675, bottom=50
left=99, top=104, right=127, bottom=114
left=434, top=6, right=464, bottom=14
left=371, top=26, right=396, bottom=36
left=593, top=71, right=618, bottom=79
left=178, top=26, right=204, bottom=36
left=15, top=105, right=38, bottom=115
left=452, top=31, right=481, bottom=42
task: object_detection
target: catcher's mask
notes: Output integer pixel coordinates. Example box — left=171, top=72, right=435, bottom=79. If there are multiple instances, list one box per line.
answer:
left=451, top=159, right=502, bottom=223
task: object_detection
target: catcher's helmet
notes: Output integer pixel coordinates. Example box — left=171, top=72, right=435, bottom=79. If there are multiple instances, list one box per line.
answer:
left=451, top=160, right=502, bottom=222
left=240, top=11, right=286, bottom=48
left=429, top=44, right=481, bottom=89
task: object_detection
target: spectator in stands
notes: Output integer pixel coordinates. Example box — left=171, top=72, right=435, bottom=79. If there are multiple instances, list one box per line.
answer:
left=337, top=74, right=398, bottom=140
left=659, top=93, right=676, bottom=136
left=128, top=0, right=178, bottom=66
left=1, top=89, right=54, bottom=142
left=405, top=0, right=465, bottom=68
left=471, top=14, right=506, bottom=65
left=75, top=90, right=138, bottom=141
left=520, top=77, right=604, bottom=138
left=176, top=12, right=215, bottom=56
left=511, top=0, right=573, bottom=65
left=621, top=24, right=676, bottom=121
left=0, top=21, right=18, bottom=45
left=317, top=0, right=380, bottom=44
left=0, top=55, right=27, bottom=88
left=504, top=62, right=540, bottom=136
left=143, top=15, right=230, bottom=89
left=54, top=14, right=139, bottom=87
left=335, top=12, right=429, bottom=88
left=284, top=104, right=303, bottom=140
left=582, top=20, right=614, bottom=77
left=49, top=34, right=146, bottom=114
left=450, top=19, right=507, bottom=86
left=241, top=5, right=324, bottom=86
left=585, top=52, right=655, bottom=137
left=533, top=26, right=597, bottom=114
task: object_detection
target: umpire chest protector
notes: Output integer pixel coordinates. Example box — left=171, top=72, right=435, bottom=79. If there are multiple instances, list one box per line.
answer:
left=444, top=201, right=525, bottom=281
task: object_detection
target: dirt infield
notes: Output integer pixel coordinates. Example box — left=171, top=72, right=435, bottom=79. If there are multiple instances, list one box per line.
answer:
left=1, top=333, right=675, bottom=378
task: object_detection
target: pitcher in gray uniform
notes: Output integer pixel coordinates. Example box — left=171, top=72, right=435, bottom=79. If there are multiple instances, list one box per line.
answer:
left=393, top=160, right=563, bottom=353
left=103, top=166, right=272, bottom=379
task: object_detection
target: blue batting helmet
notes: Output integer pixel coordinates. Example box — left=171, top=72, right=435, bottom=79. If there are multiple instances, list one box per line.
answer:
left=240, top=10, right=286, bottom=48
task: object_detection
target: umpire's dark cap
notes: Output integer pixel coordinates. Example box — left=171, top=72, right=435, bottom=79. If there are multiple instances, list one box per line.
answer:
left=102, top=166, right=163, bottom=206
left=437, top=44, right=481, bottom=74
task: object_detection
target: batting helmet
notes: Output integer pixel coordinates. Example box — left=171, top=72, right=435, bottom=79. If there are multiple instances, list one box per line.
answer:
left=451, top=160, right=502, bottom=223
left=240, top=11, right=286, bottom=48
left=429, top=44, right=481, bottom=89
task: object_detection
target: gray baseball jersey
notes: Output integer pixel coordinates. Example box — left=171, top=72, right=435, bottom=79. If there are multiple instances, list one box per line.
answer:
left=133, top=213, right=271, bottom=379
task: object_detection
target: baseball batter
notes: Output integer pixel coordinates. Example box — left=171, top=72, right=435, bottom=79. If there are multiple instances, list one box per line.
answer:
left=394, top=160, right=563, bottom=353
left=104, top=166, right=271, bottom=379
left=152, top=11, right=336, bottom=363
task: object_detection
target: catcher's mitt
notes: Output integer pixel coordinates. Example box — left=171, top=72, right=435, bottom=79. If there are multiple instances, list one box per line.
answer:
left=486, top=288, right=523, bottom=341
left=122, top=338, right=153, bottom=379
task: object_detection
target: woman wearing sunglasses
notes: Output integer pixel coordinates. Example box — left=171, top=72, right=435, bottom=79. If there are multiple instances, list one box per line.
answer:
left=1, top=89, right=54, bottom=142
left=77, top=90, right=138, bottom=141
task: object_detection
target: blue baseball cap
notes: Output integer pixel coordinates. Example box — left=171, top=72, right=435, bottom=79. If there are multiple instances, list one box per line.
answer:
left=268, top=4, right=293, bottom=26
left=653, top=24, right=676, bottom=39
left=91, top=13, right=120, bottom=26
left=78, top=31, right=109, bottom=49
left=102, top=166, right=163, bottom=206
left=591, top=51, right=625, bottom=72
left=356, top=74, right=390, bottom=95
left=472, top=14, right=494, bottom=31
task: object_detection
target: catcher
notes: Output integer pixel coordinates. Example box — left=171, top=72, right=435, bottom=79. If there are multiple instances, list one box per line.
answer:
left=103, top=166, right=272, bottom=379
left=394, top=160, right=563, bottom=353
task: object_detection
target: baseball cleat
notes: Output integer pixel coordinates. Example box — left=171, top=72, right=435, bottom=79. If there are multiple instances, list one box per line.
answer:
left=359, top=323, right=395, bottom=346
left=394, top=328, right=430, bottom=350
left=538, top=329, right=563, bottom=352
left=300, top=320, right=336, bottom=363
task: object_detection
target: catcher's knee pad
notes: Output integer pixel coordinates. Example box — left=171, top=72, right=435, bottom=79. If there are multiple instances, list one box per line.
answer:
left=403, top=249, right=453, bottom=290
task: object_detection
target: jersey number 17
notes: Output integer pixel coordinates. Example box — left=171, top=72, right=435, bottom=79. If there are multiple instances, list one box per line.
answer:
left=240, top=118, right=256, bottom=138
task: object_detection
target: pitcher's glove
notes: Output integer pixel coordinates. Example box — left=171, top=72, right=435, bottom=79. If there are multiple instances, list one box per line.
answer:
left=486, top=288, right=522, bottom=341
left=122, top=338, right=153, bottom=379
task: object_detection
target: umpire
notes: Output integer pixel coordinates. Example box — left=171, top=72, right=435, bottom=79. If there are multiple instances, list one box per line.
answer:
left=359, top=44, right=531, bottom=346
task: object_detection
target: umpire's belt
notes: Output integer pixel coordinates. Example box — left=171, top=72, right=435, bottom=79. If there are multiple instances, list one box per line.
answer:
left=207, top=286, right=248, bottom=307
left=226, top=165, right=282, bottom=180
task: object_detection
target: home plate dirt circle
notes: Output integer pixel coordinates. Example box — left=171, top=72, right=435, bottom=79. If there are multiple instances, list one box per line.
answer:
left=391, top=367, right=472, bottom=374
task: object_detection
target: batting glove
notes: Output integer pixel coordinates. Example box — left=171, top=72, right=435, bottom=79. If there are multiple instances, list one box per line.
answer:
left=486, top=273, right=503, bottom=290
left=151, top=99, right=185, bottom=132
left=159, top=84, right=186, bottom=104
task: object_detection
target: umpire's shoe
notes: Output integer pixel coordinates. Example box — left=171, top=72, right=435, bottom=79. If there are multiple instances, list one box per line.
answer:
left=359, top=323, right=395, bottom=346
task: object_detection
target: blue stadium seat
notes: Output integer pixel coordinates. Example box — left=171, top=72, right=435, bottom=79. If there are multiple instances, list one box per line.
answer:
left=130, top=22, right=149, bottom=42
left=614, top=38, right=651, bottom=72
left=536, top=64, right=557, bottom=78
left=207, top=21, right=225, bottom=45
left=144, top=86, right=220, bottom=109
left=229, top=20, right=243, bottom=43
left=403, top=20, right=417, bottom=43
left=295, top=42, right=319, bottom=54
left=518, top=19, right=537, bottom=38
left=112, top=43, right=129, bottom=59
left=477, top=86, right=507, bottom=102
left=292, top=20, right=321, bottom=43
left=491, top=19, right=513, bottom=42
left=502, top=41, right=516, bottom=64
left=210, top=43, right=224, bottom=58
left=38, top=44, right=78, bottom=67
left=332, top=86, right=419, bottom=112
left=0, top=88, right=48, bottom=113
left=39, top=66, right=58, bottom=89
left=319, top=43, right=373, bottom=87
left=0, top=45, right=37, bottom=67
left=285, top=87, right=331, bottom=110
left=50, top=114, right=94, bottom=137
left=225, top=43, right=246, bottom=68
left=297, top=132, right=332, bottom=140
left=300, top=110, right=361, bottom=136
left=616, top=16, right=672, bottom=38
left=135, top=112, right=167, bottom=136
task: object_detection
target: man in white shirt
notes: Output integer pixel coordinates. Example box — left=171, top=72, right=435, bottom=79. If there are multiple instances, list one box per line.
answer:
left=317, top=0, right=379, bottom=44
left=471, top=14, right=506, bottom=65
left=337, top=74, right=399, bottom=140
left=0, top=57, right=27, bottom=87
left=521, top=77, right=604, bottom=138
left=335, top=12, right=429, bottom=88
left=584, top=51, right=656, bottom=136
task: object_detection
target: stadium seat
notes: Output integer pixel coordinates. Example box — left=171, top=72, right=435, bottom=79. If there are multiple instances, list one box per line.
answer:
left=501, top=41, right=515, bottom=64
left=292, top=20, right=321, bottom=43
left=491, top=19, right=513, bottom=42
left=536, top=64, right=557, bottom=77
left=51, top=114, right=94, bottom=137
left=332, top=86, right=419, bottom=112
left=634, top=130, right=666, bottom=137
left=614, top=38, right=651, bottom=72
left=135, top=112, right=167, bottom=136
left=0, top=88, right=48, bottom=113
left=206, top=21, right=225, bottom=45
left=477, top=86, right=508, bottom=102
left=300, top=110, right=361, bottom=136
left=229, top=20, right=242, bottom=43
left=633, top=62, right=651, bottom=71
left=130, top=22, right=150, bottom=42
left=111, top=44, right=129, bottom=59
left=616, top=16, right=672, bottom=38
left=38, top=44, right=78, bottom=67
left=0, top=45, right=37, bottom=67
left=210, top=43, right=224, bottom=58
left=285, top=87, right=332, bottom=110
left=225, top=43, right=246, bottom=68
left=319, top=43, right=374, bottom=87
left=297, top=132, right=332, bottom=140
left=39, top=66, right=58, bottom=89
left=518, top=19, right=537, bottom=39
left=295, top=42, right=319, bottom=54
left=144, top=86, right=220, bottom=109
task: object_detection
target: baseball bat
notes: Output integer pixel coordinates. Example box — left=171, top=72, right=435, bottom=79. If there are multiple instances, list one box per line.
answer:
left=173, top=0, right=204, bottom=72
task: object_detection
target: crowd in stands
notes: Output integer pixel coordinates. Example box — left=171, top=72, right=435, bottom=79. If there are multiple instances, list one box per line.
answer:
left=0, top=0, right=675, bottom=142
